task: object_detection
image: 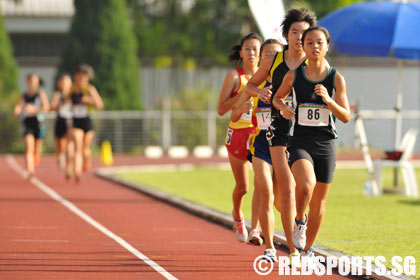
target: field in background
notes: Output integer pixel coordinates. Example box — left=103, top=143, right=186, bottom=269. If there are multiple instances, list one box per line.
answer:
left=118, top=166, right=420, bottom=279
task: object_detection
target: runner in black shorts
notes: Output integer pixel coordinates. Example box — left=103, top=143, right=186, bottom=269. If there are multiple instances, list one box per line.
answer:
left=273, top=26, right=350, bottom=266
left=14, top=73, right=49, bottom=178
left=51, top=74, right=73, bottom=169
left=70, top=64, right=104, bottom=182
left=236, top=39, right=283, bottom=260
left=244, top=8, right=317, bottom=266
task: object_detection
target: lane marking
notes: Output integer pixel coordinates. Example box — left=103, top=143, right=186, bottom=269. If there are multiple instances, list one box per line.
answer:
left=6, top=155, right=178, bottom=280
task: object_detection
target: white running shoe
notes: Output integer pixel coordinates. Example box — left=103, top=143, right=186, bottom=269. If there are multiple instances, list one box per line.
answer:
left=247, top=229, right=263, bottom=246
left=263, top=248, right=277, bottom=262
left=233, top=220, right=248, bottom=242
left=290, top=251, right=301, bottom=268
left=301, top=248, right=316, bottom=271
left=292, top=214, right=307, bottom=250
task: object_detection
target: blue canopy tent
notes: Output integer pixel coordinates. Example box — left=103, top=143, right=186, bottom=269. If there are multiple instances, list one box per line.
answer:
left=319, top=0, right=420, bottom=148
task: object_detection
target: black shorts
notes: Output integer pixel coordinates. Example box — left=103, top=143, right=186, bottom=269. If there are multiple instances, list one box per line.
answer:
left=22, top=117, right=42, bottom=139
left=73, top=117, right=93, bottom=133
left=54, top=117, right=69, bottom=138
left=266, top=119, right=289, bottom=147
left=288, top=138, right=336, bottom=183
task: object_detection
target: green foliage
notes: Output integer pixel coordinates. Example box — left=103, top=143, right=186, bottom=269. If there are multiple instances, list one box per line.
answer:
left=58, top=0, right=141, bottom=110
left=0, top=110, right=21, bottom=153
left=127, top=0, right=257, bottom=67
left=0, top=9, right=19, bottom=107
left=0, top=8, right=20, bottom=153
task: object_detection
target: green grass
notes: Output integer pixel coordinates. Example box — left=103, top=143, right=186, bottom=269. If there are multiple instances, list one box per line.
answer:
left=117, top=166, right=420, bottom=278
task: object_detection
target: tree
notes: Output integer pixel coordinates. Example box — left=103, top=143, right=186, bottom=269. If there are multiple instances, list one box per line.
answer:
left=58, top=0, right=141, bottom=110
left=127, top=0, right=257, bottom=67
left=0, top=4, right=19, bottom=106
left=0, top=4, right=21, bottom=153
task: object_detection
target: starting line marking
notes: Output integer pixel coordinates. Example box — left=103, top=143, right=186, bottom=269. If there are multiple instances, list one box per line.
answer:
left=6, top=155, right=178, bottom=280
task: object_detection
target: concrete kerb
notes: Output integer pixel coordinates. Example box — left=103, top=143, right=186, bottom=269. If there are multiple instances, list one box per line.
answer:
left=95, top=165, right=415, bottom=280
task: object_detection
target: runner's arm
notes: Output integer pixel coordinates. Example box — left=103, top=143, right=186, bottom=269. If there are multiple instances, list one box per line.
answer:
left=244, top=55, right=274, bottom=101
left=316, top=72, right=350, bottom=123
left=217, top=69, right=240, bottom=116
left=13, top=95, right=24, bottom=117
left=272, top=70, right=295, bottom=119
left=86, top=85, right=104, bottom=109
left=39, top=91, right=50, bottom=112
left=50, top=92, right=60, bottom=111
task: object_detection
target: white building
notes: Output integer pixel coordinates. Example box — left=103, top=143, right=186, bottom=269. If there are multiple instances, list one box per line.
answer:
left=1, top=0, right=73, bottom=93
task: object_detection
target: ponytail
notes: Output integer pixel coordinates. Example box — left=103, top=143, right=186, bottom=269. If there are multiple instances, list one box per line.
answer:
left=228, top=44, right=242, bottom=64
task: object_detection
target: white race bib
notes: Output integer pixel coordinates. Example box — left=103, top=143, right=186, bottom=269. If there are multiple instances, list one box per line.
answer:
left=58, top=103, right=73, bottom=119
left=285, top=95, right=293, bottom=107
left=256, top=108, right=271, bottom=129
left=280, top=95, right=293, bottom=118
left=225, top=128, right=233, bottom=145
left=240, top=111, right=252, bottom=121
left=298, top=103, right=330, bottom=127
left=73, top=104, right=89, bottom=118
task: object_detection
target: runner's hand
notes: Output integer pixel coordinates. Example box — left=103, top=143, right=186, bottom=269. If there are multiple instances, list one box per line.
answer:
left=239, top=100, right=253, bottom=114
left=315, top=84, right=332, bottom=104
left=257, top=86, right=272, bottom=104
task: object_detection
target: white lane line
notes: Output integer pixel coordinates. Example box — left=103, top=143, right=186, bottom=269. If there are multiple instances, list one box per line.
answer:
left=6, top=155, right=178, bottom=280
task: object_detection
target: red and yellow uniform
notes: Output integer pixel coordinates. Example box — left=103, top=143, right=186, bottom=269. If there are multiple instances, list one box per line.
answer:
left=225, top=67, right=258, bottom=160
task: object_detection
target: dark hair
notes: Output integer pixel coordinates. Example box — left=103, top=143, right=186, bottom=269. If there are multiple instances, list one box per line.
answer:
left=75, top=64, right=94, bottom=79
left=281, top=8, right=317, bottom=39
left=26, top=73, right=44, bottom=87
left=228, top=32, right=262, bottom=64
left=260, top=39, right=282, bottom=55
left=302, top=26, right=331, bottom=45
left=58, top=73, right=71, bottom=80
left=26, top=73, right=38, bottom=80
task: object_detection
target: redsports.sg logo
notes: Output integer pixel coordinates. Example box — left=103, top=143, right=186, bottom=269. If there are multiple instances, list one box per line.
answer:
left=254, top=255, right=416, bottom=277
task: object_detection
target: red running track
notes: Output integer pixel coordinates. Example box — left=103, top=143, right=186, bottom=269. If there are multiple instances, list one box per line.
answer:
left=0, top=155, right=358, bottom=280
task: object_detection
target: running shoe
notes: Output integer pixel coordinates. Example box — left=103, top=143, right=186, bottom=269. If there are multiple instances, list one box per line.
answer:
left=301, top=248, right=315, bottom=271
left=290, top=251, right=301, bottom=268
left=247, top=229, right=263, bottom=246
left=263, top=248, right=277, bottom=262
left=34, top=153, right=40, bottom=167
left=233, top=220, right=248, bottom=242
left=83, top=161, right=90, bottom=172
left=292, top=214, right=307, bottom=250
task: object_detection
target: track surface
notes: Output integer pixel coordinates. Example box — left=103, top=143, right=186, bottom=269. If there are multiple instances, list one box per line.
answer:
left=0, top=155, right=357, bottom=279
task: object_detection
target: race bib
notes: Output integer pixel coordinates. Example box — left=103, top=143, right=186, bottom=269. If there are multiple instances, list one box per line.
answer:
left=285, top=95, right=293, bottom=107
left=256, top=108, right=271, bottom=129
left=298, top=103, right=330, bottom=126
left=240, top=111, right=252, bottom=121
left=73, top=104, right=89, bottom=118
left=280, top=95, right=293, bottom=118
left=58, top=103, right=73, bottom=119
left=225, top=128, right=233, bottom=145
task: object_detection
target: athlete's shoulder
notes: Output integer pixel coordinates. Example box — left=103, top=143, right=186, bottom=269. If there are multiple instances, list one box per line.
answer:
left=333, top=70, right=346, bottom=89
left=226, top=67, right=241, bottom=77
